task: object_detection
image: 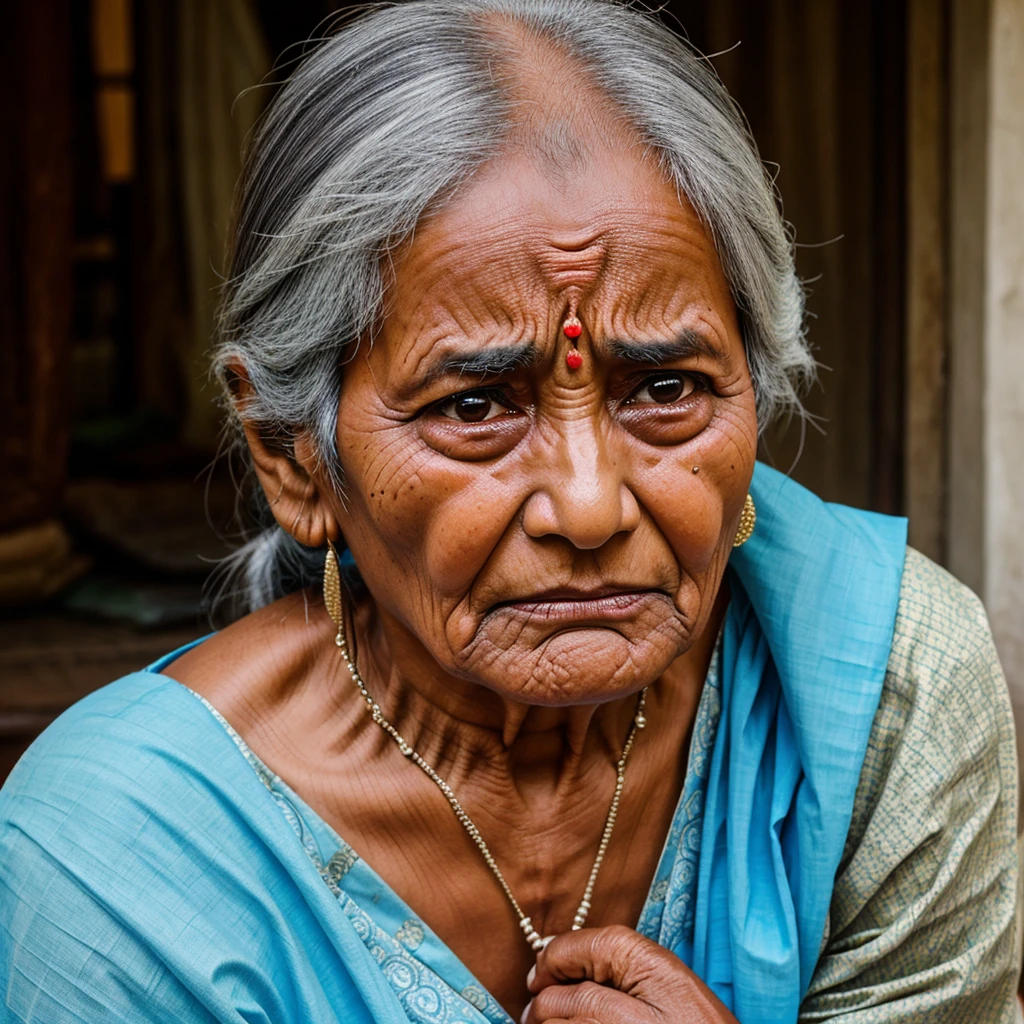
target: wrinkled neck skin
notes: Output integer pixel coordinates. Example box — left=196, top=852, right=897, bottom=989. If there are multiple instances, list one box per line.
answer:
left=342, top=579, right=727, bottom=799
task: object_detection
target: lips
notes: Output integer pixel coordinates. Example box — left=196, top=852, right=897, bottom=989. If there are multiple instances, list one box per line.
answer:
left=494, top=587, right=669, bottom=622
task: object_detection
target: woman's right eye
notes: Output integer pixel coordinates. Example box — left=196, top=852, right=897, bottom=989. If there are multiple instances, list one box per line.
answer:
left=436, top=389, right=517, bottom=423
left=419, top=385, right=529, bottom=460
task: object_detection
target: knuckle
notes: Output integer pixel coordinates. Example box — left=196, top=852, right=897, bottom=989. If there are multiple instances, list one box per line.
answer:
left=605, top=924, right=640, bottom=946
left=594, top=924, right=645, bottom=962
left=592, top=925, right=669, bottom=991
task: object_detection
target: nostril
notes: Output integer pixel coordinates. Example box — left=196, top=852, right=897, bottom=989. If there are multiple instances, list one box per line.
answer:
left=620, top=486, right=642, bottom=532
left=523, top=483, right=639, bottom=550
left=522, top=491, right=560, bottom=540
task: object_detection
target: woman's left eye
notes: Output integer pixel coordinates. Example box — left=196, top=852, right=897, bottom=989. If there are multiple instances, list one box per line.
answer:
left=625, top=373, right=699, bottom=405
left=436, top=389, right=517, bottom=423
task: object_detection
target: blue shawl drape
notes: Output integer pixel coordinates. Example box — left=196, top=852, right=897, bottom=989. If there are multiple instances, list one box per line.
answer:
left=0, top=464, right=906, bottom=1023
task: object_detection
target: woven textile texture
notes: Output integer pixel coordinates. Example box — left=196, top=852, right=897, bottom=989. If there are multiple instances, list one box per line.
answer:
left=800, top=548, right=1019, bottom=1020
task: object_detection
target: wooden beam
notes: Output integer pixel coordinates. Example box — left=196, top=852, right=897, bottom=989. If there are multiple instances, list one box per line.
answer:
left=946, top=0, right=991, bottom=593
left=904, top=0, right=949, bottom=562
left=0, top=1, right=73, bottom=531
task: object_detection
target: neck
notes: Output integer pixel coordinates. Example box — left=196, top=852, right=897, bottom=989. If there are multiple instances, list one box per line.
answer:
left=341, top=586, right=727, bottom=797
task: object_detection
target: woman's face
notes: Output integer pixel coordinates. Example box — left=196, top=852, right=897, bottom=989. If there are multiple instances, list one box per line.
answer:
left=330, top=141, right=758, bottom=706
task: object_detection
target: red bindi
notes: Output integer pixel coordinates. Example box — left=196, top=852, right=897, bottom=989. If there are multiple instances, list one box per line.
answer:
left=562, top=315, right=584, bottom=370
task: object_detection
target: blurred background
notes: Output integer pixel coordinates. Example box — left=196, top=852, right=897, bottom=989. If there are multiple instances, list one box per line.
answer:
left=1, top=0, right=1022, bottom=785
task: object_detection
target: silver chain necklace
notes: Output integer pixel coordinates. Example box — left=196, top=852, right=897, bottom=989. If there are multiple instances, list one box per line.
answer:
left=324, top=563, right=648, bottom=952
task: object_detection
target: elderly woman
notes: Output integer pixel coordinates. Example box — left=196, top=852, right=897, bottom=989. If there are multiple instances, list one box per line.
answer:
left=0, top=1, right=1018, bottom=1022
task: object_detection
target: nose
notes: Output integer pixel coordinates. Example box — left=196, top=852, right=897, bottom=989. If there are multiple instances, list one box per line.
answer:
left=521, top=420, right=641, bottom=550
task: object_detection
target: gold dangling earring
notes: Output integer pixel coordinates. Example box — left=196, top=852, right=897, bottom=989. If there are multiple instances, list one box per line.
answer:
left=733, top=494, right=757, bottom=547
left=323, top=542, right=345, bottom=647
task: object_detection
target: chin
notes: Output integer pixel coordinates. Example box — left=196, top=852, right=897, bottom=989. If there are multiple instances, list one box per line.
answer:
left=463, top=613, right=689, bottom=706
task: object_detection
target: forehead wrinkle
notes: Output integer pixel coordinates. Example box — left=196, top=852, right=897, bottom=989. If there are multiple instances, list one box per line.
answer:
left=399, top=226, right=529, bottom=306
left=399, top=224, right=547, bottom=328
left=537, top=239, right=607, bottom=294
left=392, top=256, right=532, bottom=353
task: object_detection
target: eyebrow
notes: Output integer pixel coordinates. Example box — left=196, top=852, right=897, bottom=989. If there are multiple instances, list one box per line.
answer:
left=422, top=342, right=538, bottom=386
left=608, top=330, right=728, bottom=365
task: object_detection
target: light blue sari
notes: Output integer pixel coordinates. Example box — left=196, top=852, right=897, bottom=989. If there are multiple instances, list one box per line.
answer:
left=0, top=464, right=906, bottom=1024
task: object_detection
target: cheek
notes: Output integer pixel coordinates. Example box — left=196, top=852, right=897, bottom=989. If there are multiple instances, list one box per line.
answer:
left=637, top=460, right=725, bottom=577
left=633, top=415, right=756, bottom=580
left=340, top=428, right=519, bottom=603
left=419, top=476, right=521, bottom=598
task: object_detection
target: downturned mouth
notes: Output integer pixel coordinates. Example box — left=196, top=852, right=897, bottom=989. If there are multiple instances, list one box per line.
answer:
left=494, top=587, right=668, bottom=621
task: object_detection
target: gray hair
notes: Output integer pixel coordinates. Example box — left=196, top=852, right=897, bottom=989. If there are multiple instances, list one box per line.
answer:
left=213, top=0, right=813, bottom=611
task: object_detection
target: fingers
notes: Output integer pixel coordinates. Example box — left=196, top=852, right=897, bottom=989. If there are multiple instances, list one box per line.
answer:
left=522, top=979, right=641, bottom=1024
left=525, top=926, right=737, bottom=1023
left=529, top=925, right=666, bottom=995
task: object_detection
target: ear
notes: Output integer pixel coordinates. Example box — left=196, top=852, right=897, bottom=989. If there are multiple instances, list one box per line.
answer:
left=227, top=363, right=342, bottom=549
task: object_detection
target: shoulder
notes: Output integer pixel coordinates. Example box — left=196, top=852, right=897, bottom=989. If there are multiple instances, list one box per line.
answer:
left=803, top=548, right=1018, bottom=1019
left=886, top=546, right=1004, bottom=705
left=861, top=548, right=1015, bottom=799
left=0, top=670, right=252, bottom=864
left=0, top=669, right=333, bottom=1022
left=0, top=662, right=301, bottom=900
left=4, top=670, right=197, bottom=802
left=166, top=590, right=334, bottom=726
left=846, top=546, right=1016, bottom=861
left=0, top=675, right=216, bottom=1021
left=4, top=669, right=220, bottom=795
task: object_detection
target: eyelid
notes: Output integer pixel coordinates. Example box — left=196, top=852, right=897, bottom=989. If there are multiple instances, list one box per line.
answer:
left=430, top=384, right=524, bottom=420
left=445, top=384, right=517, bottom=405
left=622, top=370, right=708, bottom=405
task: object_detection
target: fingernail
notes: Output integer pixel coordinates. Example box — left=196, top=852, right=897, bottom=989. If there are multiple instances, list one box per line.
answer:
left=526, top=964, right=536, bottom=987
left=520, top=999, right=532, bottom=1024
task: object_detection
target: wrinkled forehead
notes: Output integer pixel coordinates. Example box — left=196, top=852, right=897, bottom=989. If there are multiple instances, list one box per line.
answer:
left=383, top=142, right=731, bottom=339
left=371, top=23, right=736, bottom=360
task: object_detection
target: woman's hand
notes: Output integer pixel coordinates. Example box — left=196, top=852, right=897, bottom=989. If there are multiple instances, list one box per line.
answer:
left=523, top=926, right=738, bottom=1024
